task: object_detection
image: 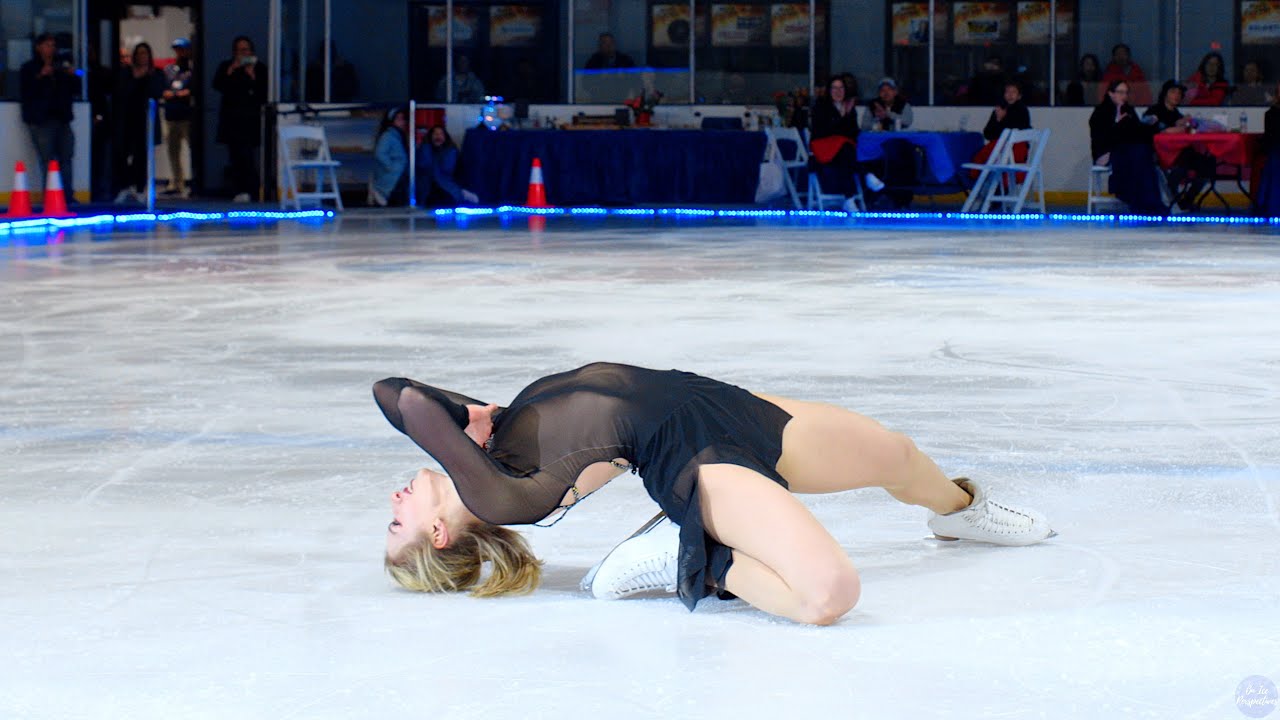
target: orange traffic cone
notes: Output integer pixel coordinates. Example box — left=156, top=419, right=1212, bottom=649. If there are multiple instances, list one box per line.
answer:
left=5, top=161, right=33, bottom=218
left=525, top=157, right=548, bottom=207
left=41, top=160, right=73, bottom=217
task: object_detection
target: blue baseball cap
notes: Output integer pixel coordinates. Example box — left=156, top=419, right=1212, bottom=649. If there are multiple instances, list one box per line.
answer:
left=172, top=38, right=191, bottom=49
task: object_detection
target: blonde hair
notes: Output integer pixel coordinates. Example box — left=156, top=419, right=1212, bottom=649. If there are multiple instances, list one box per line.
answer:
left=385, top=523, right=542, bottom=598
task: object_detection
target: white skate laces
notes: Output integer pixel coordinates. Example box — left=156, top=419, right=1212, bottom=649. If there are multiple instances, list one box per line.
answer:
left=927, top=478, right=1055, bottom=546
left=581, top=513, right=680, bottom=600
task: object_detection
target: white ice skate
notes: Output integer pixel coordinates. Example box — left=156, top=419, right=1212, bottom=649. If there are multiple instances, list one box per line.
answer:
left=927, top=478, right=1055, bottom=546
left=580, top=512, right=680, bottom=600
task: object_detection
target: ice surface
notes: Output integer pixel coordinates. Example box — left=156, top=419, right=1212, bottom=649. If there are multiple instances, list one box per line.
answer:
left=1, top=216, right=1278, bottom=719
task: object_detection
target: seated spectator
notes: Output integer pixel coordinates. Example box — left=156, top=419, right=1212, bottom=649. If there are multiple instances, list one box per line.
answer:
left=415, top=125, right=479, bottom=207
left=967, top=56, right=1008, bottom=106
left=1144, top=79, right=1215, bottom=209
left=1064, top=54, right=1102, bottom=106
left=436, top=54, right=485, bottom=103
left=369, top=106, right=409, bottom=207
left=1233, top=60, right=1270, bottom=106
left=862, top=77, right=913, bottom=132
left=983, top=80, right=1032, bottom=141
left=1102, top=44, right=1151, bottom=105
left=810, top=74, right=882, bottom=209
left=584, top=32, right=635, bottom=70
left=1185, top=52, right=1230, bottom=107
left=1089, top=79, right=1164, bottom=213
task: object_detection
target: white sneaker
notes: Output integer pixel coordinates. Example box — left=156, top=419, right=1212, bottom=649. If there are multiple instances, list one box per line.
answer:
left=927, top=478, right=1055, bottom=546
left=461, top=189, right=479, bottom=205
left=232, top=192, right=251, bottom=203
left=864, top=173, right=886, bottom=192
left=842, top=196, right=862, bottom=213
left=582, top=512, right=680, bottom=600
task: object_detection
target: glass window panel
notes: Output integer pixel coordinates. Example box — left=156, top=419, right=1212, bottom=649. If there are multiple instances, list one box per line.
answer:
left=1235, top=0, right=1280, bottom=104
left=887, top=1, right=945, bottom=105
left=2, top=0, right=79, bottom=100
left=410, top=2, right=560, bottom=104
left=573, top=1, right=693, bottom=104
left=692, top=2, right=822, bottom=106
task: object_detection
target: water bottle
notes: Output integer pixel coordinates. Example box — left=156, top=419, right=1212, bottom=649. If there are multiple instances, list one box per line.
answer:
left=1240, top=111, right=1249, bottom=133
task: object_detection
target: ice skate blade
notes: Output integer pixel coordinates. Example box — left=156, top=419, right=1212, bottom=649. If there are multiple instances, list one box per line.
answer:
left=933, top=533, right=959, bottom=541
left=580, top=511, right=668, bottom=593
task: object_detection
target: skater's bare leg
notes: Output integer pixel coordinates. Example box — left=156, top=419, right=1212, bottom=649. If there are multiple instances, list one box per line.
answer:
left=758, top=394, right=970, bottom=514
left=699, top=463, right=860, bottom=625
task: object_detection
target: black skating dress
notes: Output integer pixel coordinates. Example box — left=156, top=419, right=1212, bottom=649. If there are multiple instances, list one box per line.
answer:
left=373, top=362, right=794, bottom=610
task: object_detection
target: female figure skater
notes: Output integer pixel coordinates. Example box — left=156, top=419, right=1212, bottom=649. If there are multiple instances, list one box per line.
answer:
left=377, top=363, right=1052, bottom=625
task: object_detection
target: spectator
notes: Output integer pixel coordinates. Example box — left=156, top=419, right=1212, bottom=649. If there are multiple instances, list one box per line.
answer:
left=1185, top=52, right=1230, bottom=107
left=863, top=77, right=913, bottom=132
left=967, top=56, right=1008, bottom=106
left=810, top=74, right=881, bottom=210
left=436, top=54, right=485, bottom=103
left=1233, top=60, right=1270, bottom=106
left=1089, top=79, right=1163, bottom=213
left=584, top=32, right=635, bottom=70
left=1102, top=44, right=1150, bottom=105
left=369, top=106, right=409, bottom=207
left=306, top=42, right=359, bottom=102
left=19, top=32, right=77, bottom=197
left=1144, top=79, right=1215, bottom=209
left=162, top=38, right=195, bottom=197
left=983, top=81, right=1032, bottom=141
left=1254, top=82, right=1280, bottom=214
left=1064, top=54, right=1103, bottom=106
left=415, top=125, right=479, bottom=207
left=113, top=42, right=164, bottom=204
left=87, top=40, right=113, bottom=202
left=213, top=35, right=267, bottom=202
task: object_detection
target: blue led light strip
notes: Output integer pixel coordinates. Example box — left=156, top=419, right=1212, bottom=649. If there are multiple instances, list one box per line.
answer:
left=0, top=209, right=334, bottom=235
left=430, top=206, right=1280, bottom=226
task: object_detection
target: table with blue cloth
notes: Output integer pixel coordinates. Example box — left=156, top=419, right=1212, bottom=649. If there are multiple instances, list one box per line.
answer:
left=458, top=128, right=767, bottom=205
left=856, top=131, right=985, bottom=185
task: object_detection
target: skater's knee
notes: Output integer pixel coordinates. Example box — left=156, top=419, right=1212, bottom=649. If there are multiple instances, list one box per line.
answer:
left=796, top=564, right=861, bottom=626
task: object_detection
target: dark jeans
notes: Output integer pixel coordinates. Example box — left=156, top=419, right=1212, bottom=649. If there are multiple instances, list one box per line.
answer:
left=27, top=122, right=75, bottom=197
left=226, top=142, right=259, bottom=197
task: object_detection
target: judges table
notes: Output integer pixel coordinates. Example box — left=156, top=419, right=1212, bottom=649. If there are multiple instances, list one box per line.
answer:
left=856, top=131, right=986, bottom=186
left=1153, top=132, right=1264, bottom=207
left=459, top=128, right=767, bottom=205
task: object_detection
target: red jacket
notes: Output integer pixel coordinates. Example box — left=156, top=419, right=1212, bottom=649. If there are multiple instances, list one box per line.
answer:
left=1185, top=72, right=1230, bottom=106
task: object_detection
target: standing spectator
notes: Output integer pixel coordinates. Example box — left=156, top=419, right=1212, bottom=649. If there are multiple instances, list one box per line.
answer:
left=1144, top=79, right=1214, bottom=209
left=863, top=77, right=913, bottom=132
left=369, top=106, right=409, bottom=207
left=983, top=81, right=1032, bottom=141
left=415, top=125, right=479, bottom=207
left=1233, top=60, right=1270, bottom=106
left=213, top=36, right=267, bottom=202
left=162, top=38, right=195, bottom=197
left=1185, top=52, right=1230, bottom=107
left=584, top=32, right=635, bottom=70
left=113, top=43, right=164, bottom=204
left=1089, top=80, right=1163, bottom=214
left=306, top=42, right=359, bottom=102
left=19, top=33, right=77, bottom=197
left=1064, top=54, right=1102, bottom=106
left=436, top=54, right=485, bottom=103
left=1253, top=82, right=1280, bottom=214
left=86, top=40, right=114, bottom=202
left=1102, top=44, right=1150, bottom=105
left=967, top=56, right=1007, bottom=106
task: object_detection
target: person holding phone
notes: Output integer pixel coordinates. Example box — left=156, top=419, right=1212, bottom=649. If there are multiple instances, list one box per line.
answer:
left=212, top=36, right=267, bottom=202
left=19, top=33, right=78, bottom=198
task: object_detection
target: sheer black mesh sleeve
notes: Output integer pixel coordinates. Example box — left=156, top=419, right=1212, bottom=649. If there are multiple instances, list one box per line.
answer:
left=372, top=378, right=575, bottom=525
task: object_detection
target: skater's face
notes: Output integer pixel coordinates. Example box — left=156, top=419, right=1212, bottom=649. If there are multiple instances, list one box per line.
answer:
left=386, top=468, right=473, bottom=557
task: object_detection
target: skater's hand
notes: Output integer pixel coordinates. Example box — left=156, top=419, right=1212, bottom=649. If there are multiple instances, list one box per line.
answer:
left=464, top=403, right=498, bottom=448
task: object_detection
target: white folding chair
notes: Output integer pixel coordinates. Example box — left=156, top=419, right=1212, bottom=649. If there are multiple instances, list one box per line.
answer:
left=764, top=126, right=809, bottom=209
left=1087, top=164, right=1125, bottom=214
left=960, top=128, right=1012, bottom=212
left=969, top=128, right=1050, bottom=214
left=277, top=123, right=344, bottom=211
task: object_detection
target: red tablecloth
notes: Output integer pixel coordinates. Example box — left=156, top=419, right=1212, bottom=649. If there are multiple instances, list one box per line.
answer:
left=1153, top=132, right=1264, bottom=170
